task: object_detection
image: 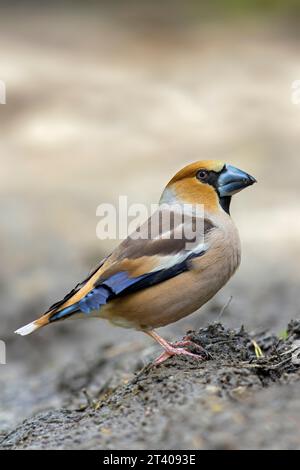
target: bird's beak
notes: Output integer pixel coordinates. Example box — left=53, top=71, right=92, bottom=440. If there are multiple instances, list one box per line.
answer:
left=218, top=164, right=257, bottom=197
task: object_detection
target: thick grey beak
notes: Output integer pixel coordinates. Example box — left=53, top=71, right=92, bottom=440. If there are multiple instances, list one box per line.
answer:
left=218, top=164, right=256, bottom=197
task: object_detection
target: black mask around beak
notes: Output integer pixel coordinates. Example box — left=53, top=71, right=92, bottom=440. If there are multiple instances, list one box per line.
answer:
left=218, top=165, right=256, bottom=197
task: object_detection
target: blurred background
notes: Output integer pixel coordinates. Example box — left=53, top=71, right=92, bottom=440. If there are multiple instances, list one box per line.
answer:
left=1, top=0, right=300, bottom=435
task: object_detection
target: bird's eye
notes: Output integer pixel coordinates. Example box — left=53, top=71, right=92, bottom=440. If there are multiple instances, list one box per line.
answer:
left=197, top=170, right=209, bottom=181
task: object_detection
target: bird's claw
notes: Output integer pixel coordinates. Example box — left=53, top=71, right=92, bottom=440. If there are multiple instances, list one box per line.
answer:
left=153, top=339, right=210, bottom=365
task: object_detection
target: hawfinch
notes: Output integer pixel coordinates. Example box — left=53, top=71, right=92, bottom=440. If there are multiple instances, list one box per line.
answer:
left=15, top=161, right=256, bottom=364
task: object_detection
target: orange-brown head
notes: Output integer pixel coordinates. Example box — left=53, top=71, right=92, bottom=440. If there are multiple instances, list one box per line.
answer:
left=160, top=160, right=256, bottom=214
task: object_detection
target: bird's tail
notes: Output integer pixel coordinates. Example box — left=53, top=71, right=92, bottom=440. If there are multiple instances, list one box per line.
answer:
left=14, top=303, right=80, bottom=336
left=14, top=282, right=114, bottom=336
left=14, top=312, right=52, bottom=336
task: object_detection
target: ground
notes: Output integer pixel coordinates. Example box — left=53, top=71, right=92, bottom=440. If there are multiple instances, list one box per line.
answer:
left=2, top=321, right=300, bottom=450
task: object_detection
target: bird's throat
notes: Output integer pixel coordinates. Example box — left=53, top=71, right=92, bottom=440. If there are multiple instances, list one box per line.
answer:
left=219, top=196, right=232, bottom=215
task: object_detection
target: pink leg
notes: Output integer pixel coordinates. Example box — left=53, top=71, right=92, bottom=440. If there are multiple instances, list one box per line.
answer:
left=146, top=330, right=207, bottom=365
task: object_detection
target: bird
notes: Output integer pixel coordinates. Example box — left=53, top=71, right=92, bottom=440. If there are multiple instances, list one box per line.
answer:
left=15, top=160, right=256, bottom=364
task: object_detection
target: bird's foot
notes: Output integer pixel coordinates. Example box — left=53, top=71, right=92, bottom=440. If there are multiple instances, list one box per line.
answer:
left=153, top=339, right=208, bottom=366
left=145, top=330, right=210, bottom=366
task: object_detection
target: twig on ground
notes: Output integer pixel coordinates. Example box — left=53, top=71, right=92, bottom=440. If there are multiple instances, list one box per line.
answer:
left=217, top=296, right=233, bottom=321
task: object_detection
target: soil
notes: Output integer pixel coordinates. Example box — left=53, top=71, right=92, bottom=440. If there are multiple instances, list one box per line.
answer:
left=1, top=320, right=300, bottom=450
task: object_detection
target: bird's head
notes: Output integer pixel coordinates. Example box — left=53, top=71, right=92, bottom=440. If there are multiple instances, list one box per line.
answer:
left=160, top=160, right=256, bottom=214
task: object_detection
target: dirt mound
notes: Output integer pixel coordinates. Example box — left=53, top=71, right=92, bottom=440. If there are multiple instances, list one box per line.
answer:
left=1, top=321, right=300, bottom=450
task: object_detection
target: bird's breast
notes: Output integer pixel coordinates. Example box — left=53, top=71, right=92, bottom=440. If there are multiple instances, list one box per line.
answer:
left=100, top=218, right=241, bottom=330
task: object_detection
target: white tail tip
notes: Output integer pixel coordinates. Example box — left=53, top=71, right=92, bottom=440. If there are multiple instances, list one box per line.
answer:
left=15, top=321, right=40, bottom=336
